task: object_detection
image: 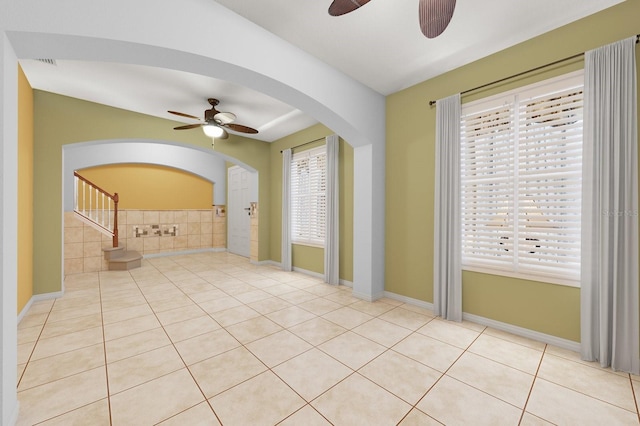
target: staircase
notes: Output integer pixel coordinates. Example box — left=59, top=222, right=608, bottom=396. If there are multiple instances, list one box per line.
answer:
left=74, top=172, right=142, bottom=271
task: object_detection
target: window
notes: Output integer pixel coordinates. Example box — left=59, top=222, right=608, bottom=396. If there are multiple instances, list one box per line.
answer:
left=290, top=146, right=327, bottom=246
left=460, top=71, right=583, bottom=285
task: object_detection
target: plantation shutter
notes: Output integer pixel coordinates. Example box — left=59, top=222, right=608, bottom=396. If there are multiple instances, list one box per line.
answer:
left=461, top=96, right=516, bottom=270
left=460, top=71, right=583, bottom=284
left=516, top=83, right=583, bottom=280
left=290, top=146, right=327, bottom=246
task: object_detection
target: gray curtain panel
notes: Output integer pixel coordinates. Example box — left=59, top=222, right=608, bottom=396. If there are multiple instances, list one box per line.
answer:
left=281, top=148, right=293, bottom=272
left=581, top=37, right=639, bottom=374
left=324, top=135, right=340, bottom=285
left=433, top=93, right=462, bottom=321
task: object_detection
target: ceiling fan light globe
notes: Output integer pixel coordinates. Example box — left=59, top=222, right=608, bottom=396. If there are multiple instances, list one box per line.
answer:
left=203, top=123, right=225, bottom=138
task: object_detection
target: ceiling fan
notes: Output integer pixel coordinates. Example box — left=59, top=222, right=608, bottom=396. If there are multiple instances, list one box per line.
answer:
left=168, top=98, right=259, bottom=139
left=328, top=0, right=456, bottom=39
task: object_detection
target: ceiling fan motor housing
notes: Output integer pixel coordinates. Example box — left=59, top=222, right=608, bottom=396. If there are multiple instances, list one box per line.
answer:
left=204, top=108, right=217, bottom=123
left=169, top=98, right=257, bottom=135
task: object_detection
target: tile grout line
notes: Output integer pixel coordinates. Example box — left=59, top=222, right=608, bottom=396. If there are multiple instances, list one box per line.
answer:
left=283, top=309, right=464, bottom=424
left=629, top=374, right=640, bottom=423
left=254, top=298, right=439, bottom=423
left=131, top=259, right=226, bottom=425
left=517, top=343, right=547, bottom=425
left=275, top=405, right=334, bottom=425
left=21, top=266, right=488, bottom=423
left=205, top=275, right=325, bottom=424
left=399, top=323, right=488, bottom=424
left=16, top=301, right=55, bottom=390
left=170, top=256, right=369, bottom=424
left=17, top=277, right=112, bottom=424
left=533, top=351, right=640, bottom=415
left=143, top=254, right=291, bottom=420
left=97, top=270, right=114, bottom=426
left=193, top=254, right=338, bottom=424
left=21, top=253, right=640, bottom=424
left=18, top=255, right=305, bottom=424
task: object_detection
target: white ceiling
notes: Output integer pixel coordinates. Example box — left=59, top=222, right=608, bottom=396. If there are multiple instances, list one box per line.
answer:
left=19, top=0, right=623, bottom=142
left=214, top=0, right=622, bottom=95
left=19, top=60, right=319, bottom=142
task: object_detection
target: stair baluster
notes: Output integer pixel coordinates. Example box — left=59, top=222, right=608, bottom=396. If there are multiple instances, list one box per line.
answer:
left=73, top=171, right=119, bottom=248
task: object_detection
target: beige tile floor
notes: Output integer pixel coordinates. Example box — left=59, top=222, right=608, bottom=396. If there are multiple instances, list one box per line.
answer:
left=16, top=252, right=640, bottom=425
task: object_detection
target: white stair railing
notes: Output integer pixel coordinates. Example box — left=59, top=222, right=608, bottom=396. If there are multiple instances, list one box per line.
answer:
left=73, top=171, right=119, bottom=247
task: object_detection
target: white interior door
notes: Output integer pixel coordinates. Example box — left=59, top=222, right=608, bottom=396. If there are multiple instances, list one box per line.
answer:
left=228, top=166, right=251, bottom=257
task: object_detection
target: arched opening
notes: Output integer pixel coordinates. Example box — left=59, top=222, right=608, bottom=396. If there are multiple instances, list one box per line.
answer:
left=2, top=4, right=385, bottom=419
left=62, top=139, right=259, bottom=276
left=62, top=139, right=256, bottom=209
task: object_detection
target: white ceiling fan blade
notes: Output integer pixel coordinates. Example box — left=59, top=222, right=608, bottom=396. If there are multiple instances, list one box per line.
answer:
left=214, top=111, right=236, bottom=125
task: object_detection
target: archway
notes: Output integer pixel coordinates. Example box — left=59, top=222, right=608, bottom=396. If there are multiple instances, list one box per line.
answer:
left=62, top=139, right=259, bottom=278
left=1, top=2, right=386, bottom=420
left=62, top=139, right=257, bottom=210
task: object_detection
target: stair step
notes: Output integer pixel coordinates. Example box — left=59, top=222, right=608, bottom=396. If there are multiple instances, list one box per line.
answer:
left=108, top=250, right=143, bottom=271
left=103, top=246, right=125, bottom=260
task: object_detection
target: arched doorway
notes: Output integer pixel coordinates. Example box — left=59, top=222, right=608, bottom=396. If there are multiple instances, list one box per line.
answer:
left=2, top=3, right=386, bottom=419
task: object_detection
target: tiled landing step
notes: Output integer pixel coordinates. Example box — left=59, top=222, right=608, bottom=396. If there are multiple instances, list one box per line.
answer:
left=103, top=246, right=143, bottom=271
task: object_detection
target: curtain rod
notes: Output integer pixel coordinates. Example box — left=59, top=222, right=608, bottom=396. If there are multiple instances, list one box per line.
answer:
left=280, top=137, right=325, bottom=153
left=428, top=34, right=640, bottom=106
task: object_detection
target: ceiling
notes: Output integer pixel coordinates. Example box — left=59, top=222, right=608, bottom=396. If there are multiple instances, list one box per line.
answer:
left=19, top=0, right=623, bottom=142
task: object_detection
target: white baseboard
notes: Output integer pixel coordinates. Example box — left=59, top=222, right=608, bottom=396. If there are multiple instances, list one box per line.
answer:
left=17, top=298, right=35, bottom=324
left=383, top=291, right=435, bottom=310
left=339, top=279, right=353, bottom=288
left=255, top=262, right=351, bottom=288
left=250, top=260, right=281, bottom=267
left=353, top=289, right=385, bottom=302
left=383, top=290, right=580, bottom=353
left=462, top=312, right=580, bottom=352
left=290, top=266, right=349, bottom=289
left=293, top=266, right=325, bottom=281
left=8, top=401, right=19, bottom=426
left=18, top=291, right=64, bottom=325
left=143, top=248, right=224, bottom=259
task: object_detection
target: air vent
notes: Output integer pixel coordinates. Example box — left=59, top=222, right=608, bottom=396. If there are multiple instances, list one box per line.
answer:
left=35, top=59, right=57, bottom=66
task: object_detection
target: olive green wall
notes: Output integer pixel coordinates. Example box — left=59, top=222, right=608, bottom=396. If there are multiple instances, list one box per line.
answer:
left=18, top=65, right=33, bottom=313
left=386, top=0, right=640, bottom=342
left=79, top=164, right=214, bottom=210
left=292, top=245, right=324, bottom=275
left=270, top=124, right=354, bottom=281
left=33, top=91, right=271, bottom=294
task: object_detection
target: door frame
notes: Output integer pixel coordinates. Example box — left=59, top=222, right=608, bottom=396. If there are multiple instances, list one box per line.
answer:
left=227, top=165, right=253, bottom=257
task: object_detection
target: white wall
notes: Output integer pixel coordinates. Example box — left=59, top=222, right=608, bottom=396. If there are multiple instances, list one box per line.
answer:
left=0, top=31, right=20, bottom=426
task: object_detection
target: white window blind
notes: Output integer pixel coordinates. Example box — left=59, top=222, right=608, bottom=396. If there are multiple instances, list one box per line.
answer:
left=461, top=71, right=583, bottom=285
left=291, top=146, right=327, bottom=246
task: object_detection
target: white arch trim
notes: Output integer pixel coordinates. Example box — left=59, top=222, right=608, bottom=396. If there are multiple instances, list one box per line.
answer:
left=2, top=0, right=385, bottom=149
left=62, top=139, right=256, bottom=210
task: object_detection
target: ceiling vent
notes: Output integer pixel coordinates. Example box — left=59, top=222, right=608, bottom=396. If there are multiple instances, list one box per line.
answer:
left=35, top=59, right=57, bottom=66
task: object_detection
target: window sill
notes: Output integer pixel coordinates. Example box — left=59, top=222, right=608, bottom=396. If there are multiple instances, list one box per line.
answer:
left=292, top=241, right=324, bottom=249
left=462, top=265, right=580, bottom=288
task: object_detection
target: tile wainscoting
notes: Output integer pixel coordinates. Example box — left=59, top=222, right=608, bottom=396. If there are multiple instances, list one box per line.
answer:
left=64, top=208, right=227, bottom=274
